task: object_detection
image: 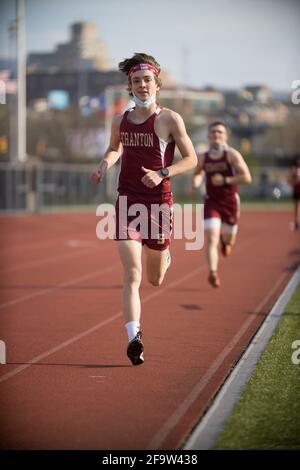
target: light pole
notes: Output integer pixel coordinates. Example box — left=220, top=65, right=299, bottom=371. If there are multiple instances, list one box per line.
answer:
left=17, top=0, right=26, bottom=162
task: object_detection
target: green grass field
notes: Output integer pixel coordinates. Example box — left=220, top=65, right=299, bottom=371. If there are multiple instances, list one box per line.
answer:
left=213, top=284, right=300, bottom=450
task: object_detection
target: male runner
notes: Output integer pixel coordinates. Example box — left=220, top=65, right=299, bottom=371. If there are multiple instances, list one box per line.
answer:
left=91, top=53, right=197, bottom=364
left=193, top=121, right=252, bottom=287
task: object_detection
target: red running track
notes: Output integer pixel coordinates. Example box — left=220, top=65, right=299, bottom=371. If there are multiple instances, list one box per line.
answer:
left=0, top=210, right=299, bottom=449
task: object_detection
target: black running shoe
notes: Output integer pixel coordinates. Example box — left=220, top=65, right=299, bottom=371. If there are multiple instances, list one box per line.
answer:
left=127, top=331, right=144, bottom=366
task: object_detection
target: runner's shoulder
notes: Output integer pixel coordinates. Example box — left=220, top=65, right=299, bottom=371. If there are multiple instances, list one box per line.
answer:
left=227, top=146, right=243, bottom=162
left=228, top=146, right=242, bottom=156
left=159, top=107, right=184, bottom=125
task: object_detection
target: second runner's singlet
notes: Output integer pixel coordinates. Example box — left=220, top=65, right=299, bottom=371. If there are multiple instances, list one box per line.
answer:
left=203, top=150, right=237, bottom=204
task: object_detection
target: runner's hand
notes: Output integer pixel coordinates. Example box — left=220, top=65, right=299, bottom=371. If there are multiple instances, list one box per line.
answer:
left=141, top=167, right=163, bottom=188
left=90, top=160, right=108, bottom=184
left=211, top=173, right=225, bottom=186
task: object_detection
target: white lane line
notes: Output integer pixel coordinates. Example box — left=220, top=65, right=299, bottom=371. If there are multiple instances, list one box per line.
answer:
left=0, top=262, right=208, bottom=384
left=146, top=242, right=285, bottom=450
left=0, top=314, right=122, bottom=383
left=147, top=272, right=289, bottom=449
left=0, top=246, right=97, bottom=274
left=1, top=234, right=75, bottom=255
left=0, top=263, right=119, bottom=310
left=183, top=264, right=300, bottom=450
left=0, top=214, right=97, bottom=255
left=0, top=236, right=257, bottom=384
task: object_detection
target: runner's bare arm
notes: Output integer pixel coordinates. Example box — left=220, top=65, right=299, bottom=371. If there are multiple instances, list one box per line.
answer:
left=226, top=149, right=252, bottom=185
left=91, top=115, right=123, bottom=184
left=193, top=154, right=205, bottom=188
left=167, top=112, right=198, bottom=177
left=141, top=111, right=197, bottom=188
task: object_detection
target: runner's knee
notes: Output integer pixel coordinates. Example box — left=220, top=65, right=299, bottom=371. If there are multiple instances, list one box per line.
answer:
left=124, top=267, right=142, bottom=286
left=206, top=232, right=219, bottom=245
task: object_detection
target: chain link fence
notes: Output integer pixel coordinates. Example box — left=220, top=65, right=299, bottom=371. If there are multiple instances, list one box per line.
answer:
left=0, top=162, right=293, bottom=213
left=0, top=162, right=107, bottom=212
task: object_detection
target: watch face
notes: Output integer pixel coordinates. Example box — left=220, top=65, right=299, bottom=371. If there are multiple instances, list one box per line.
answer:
left=161, top=168, right=169, bottom=177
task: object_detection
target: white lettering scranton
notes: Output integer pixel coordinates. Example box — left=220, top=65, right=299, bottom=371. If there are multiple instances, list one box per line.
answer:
left=120, top=131, right=154, bottom=147
left=205, top=162, right=228, bottom=173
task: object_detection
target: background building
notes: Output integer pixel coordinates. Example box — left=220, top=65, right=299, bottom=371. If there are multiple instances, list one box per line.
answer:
left=27, top=22, right=110, bottom=73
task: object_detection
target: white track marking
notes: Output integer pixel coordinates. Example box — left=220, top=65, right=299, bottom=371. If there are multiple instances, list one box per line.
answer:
left=0, top=246, right=97, bottom=274
left=0, top=263, right=209, bottom=384
left=183, top=265, right=300, bottom=450
left=0, top=263, right=119, bottom=310
left=146, top=271, right=289, bottom=449
left=0, top=237, right=256, bottom=385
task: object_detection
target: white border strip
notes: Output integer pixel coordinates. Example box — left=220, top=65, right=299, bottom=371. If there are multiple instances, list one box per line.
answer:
left=184, top=264, right=300, bottom=450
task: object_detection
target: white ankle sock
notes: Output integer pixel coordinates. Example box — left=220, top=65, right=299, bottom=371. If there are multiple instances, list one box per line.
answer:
left=125, top=321, right=140, bottom=342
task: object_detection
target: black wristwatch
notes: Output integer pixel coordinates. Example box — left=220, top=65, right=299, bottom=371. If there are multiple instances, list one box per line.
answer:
left=160, top=167, right=169, bottom=178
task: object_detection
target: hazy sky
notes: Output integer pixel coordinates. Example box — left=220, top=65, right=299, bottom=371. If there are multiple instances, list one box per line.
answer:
left=1, top=0, right=299, bottom=91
